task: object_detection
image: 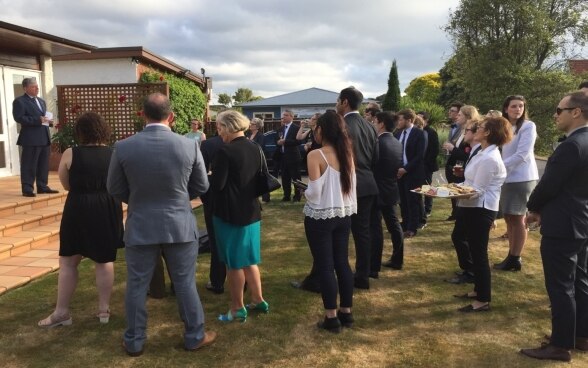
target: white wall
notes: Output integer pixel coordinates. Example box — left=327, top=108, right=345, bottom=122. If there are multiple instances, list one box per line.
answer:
left=53, top=59, right=137, bottom=85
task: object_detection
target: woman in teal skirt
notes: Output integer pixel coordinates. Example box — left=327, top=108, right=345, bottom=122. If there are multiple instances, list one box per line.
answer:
left=211, top=110, right=268, bottom=322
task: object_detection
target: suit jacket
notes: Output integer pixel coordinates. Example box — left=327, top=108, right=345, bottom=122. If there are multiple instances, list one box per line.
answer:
left=210, top=136, right=262, bottom=226
left=423, top=125, right=440, bottom=173
left=374, top=132, right=402, bottom=206
left=247, top=131, right=265, bottom=149
left=395, top=127, right=426, bottom=187
left=12, top=94, right=50, bottom=146
left=107, top=124, right=209, bottom=246
left=200, top=135, right=224, bottom=206
left=344, top=112, right=379, bottom=197
left=445, top=135, right=470, bottom=183
left=277, top=123, right=301, bottom=163
left=527, top=127, right=588, bottom=239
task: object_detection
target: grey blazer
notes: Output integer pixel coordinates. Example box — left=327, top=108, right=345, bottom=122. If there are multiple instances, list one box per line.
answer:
left=344, top=112, right=379, bottom=197
left=107, top=124, right=209, bottom=246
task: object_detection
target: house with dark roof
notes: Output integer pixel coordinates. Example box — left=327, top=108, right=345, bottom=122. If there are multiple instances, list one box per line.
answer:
left=238, top=87, right=339, bottom=120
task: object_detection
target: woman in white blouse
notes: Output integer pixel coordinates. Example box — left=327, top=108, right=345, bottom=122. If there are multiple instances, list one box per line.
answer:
left=455, top=116, right=512, bottom=312
left=494, top=95, right=539, bottom=271
left=303, top=111, right=357, bottom=333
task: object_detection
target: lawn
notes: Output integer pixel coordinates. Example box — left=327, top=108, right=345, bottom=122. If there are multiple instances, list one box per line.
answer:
left=0, top=193, right=585, bottom=367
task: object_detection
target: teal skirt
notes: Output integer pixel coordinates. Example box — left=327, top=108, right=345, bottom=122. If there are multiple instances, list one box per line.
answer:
left=212, top=216, right=261, bottom=269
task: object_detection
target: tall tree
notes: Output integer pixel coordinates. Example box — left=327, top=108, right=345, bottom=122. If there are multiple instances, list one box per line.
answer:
left=232, top=88, right=263, bottom=105
left=217, top=93, right=232, bottom=107
left=382, top=60, right=401, bottom=111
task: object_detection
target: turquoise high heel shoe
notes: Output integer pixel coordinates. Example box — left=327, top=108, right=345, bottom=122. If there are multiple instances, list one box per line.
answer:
left=246, top=300, right=269, bottom=313
left=218, top=307, right=247, bottom=323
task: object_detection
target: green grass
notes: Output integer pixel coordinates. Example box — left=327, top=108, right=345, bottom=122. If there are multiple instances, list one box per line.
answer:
left=0, top=194, right=585, bottom=367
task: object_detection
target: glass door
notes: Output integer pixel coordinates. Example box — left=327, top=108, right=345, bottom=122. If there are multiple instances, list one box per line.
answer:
left=0, top=67, right=43, bottom=177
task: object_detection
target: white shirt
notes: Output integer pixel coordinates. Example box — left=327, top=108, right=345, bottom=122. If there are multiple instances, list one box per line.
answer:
left=303, top=150, right=357, bottom=219
left=501, top=120, right=539, bottom=183
left=458, top=144, right=506, bottom=211
left=400, top=126, right=413, bottom=166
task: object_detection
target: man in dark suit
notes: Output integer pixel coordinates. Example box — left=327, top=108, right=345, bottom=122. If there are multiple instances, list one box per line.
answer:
left=443, top=102, right=464, bottom=220
left=417, top=111, right=439, bottom=217
left=12, top=77, right=58, bottom=197
left=520, top=91, right=588, bottom=362
left=336, top=86, right=379, bottom=289
left=394, top=109, right=426, bottom=238
left=371, top=111, right=404, bottom=272
left=200, top=135, right=226, bottom=294
left=107, top=93, right=215, bottom=355
left=276, top=110, right=301, bottom=201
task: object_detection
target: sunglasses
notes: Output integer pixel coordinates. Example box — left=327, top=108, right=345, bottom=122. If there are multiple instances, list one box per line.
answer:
left=556, top=107, right=578, bottom=115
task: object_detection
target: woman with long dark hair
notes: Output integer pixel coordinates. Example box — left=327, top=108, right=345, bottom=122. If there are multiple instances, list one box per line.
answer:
left=303, top=111, right=357, bottom=333
left=494, top=95, right=539, bottom=271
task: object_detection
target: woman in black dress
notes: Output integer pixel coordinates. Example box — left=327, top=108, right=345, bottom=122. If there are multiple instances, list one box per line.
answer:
left=38, top=112, right=124, bottom=328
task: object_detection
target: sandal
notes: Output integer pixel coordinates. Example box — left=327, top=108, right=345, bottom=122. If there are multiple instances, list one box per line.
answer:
left=96, top=309, right=110, bottom=324
left=38, top=313, right=72, bottom=328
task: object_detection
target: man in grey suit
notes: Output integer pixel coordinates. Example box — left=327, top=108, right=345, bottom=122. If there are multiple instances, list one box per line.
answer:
left=12, top=77, right=59, bottom=197
left=336, top=86, right=379, bottom=289
left=107, top=93, right=216, bottom=356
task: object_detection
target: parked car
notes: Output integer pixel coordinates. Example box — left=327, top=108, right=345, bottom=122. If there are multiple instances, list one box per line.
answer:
left=263, top=130, right=308, bottom=173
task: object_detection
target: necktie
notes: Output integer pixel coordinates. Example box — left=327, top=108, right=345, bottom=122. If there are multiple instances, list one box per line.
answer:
left=33, top=97, right=43, bottom=112
left=401, top=130, right=408, bottom=166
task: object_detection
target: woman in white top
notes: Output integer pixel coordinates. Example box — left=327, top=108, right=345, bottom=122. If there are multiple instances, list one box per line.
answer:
left=303, top=111, right=357, bottom=333
left=494, top=95, right=539, bottom=271
left=455, top=116, right=512, bottom=312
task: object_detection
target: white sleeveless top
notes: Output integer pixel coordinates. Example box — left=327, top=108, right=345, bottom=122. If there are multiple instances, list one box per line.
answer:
left=303, top=149, right=357, bottom=219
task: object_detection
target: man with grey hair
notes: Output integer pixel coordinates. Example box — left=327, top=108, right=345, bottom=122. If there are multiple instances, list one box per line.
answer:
left=107, top=93, right=216, bottom=356
left=276, top=109, right=302, bottom=201
left=12, top=77, right=59, bottom=197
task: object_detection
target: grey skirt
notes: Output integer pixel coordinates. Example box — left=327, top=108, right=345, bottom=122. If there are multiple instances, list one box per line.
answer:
left=500, top=181, right=537, bottom=215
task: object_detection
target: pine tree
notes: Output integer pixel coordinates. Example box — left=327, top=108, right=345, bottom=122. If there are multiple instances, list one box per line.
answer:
left=382, top=60, right=401, bottom=112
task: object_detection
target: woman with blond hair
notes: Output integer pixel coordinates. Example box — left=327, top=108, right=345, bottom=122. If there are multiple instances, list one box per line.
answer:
left=211, top=110, right=268, bottom=322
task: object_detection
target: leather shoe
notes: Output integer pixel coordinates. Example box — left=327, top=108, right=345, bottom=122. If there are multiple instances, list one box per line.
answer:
left=22, top=192, right=36, bottom=197
left=205, top=282, right=224, bottom=294
left=382, top=260, right=402, bottom=270
left=122, top=341, right=144, bottom=357
left=458, top=303, right=490, bottom=312
left=38, top=188, right=59, bottom=194
left=544, top=334, right=588, bottom=351
left=445, top=215, right=456, bottom=221
left=403, top=231, right=416, bottom=238
left=369, top=272, right=379, bottom=279
left=290, top=280, right=320, bottom=293
left=520, top=344, right=571, bottom=362
left=186, top=331, right=217, bottom=351
left=281, top=197, right=291, bottom=202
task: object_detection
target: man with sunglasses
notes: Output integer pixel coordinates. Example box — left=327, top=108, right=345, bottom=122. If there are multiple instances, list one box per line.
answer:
left=520, top=91, right=588, bottom=362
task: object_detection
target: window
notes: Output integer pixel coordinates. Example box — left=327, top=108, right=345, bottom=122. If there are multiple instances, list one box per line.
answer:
left=253, top=112, right=274, bottom=120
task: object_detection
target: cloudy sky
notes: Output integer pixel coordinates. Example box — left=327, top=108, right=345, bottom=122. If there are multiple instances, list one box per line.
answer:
left=1, top=0, right=462, bottom=101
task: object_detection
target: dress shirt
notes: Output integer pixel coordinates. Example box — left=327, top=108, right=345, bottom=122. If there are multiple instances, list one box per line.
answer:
left=282, top=123, right=292, bottom=152
left=458, top=144, right=506, bottom=211
left=501, top=120, right=539, bottom=183
left=401, top=126, right=413, bottom=166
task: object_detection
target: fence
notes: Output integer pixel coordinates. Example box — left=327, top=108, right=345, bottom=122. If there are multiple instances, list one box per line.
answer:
left=57, top=83, right=169, bottom=143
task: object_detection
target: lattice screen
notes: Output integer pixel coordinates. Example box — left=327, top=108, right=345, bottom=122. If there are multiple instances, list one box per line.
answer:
left=56, top=83, right=168, bottom=143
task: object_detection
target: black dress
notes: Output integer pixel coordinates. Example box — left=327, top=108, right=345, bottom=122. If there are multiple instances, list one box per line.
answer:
left=59, top=146, right=124, bottom=263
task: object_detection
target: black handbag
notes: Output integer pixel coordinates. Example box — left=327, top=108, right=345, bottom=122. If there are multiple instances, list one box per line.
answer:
left=254, top=142, right=281, bottom=197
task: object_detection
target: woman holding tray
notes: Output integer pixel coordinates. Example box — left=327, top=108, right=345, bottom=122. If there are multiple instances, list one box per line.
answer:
left=454, top=116, right=512, bottom=312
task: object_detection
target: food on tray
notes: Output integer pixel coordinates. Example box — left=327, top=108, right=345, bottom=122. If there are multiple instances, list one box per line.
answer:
left=413, top=183, right=477, bottom=197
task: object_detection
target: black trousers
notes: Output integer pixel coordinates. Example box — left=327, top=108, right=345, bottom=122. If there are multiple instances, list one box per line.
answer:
left=451, top=207, right=474, bottom=273
left=352, top=195, right=377, bottom=281
left=280, top=159, right=301, bottom=200
left=371, top=204, right=404, bottom=271
left=424, top=170, right=434, bottom=214
left=305, top=216, right=353, bottom=310
left=20, top=145, right=50, bottom=194
left=461, top=207, right=496, bottom=303
left=541, top=237, right=588, bottom=349
left=203, top=200, right=226, bottom=289
left=398, top=177, right=422, bottom=233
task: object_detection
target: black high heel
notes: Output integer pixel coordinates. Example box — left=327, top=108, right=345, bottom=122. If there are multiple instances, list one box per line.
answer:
left=317, top=316, right=341, bottom=333
left=493, top=255, right=522, bottom=271
left=337, top=311, right=354, bottom=328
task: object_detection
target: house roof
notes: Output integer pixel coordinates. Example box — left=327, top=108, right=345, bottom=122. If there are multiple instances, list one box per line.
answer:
left=569, top=59, right=588, bottom=75
left=239, top=87, right=340, bottom=107
left=0, top=21, right=95, bottom=56
left=53, top=46, right=208, bottom=88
